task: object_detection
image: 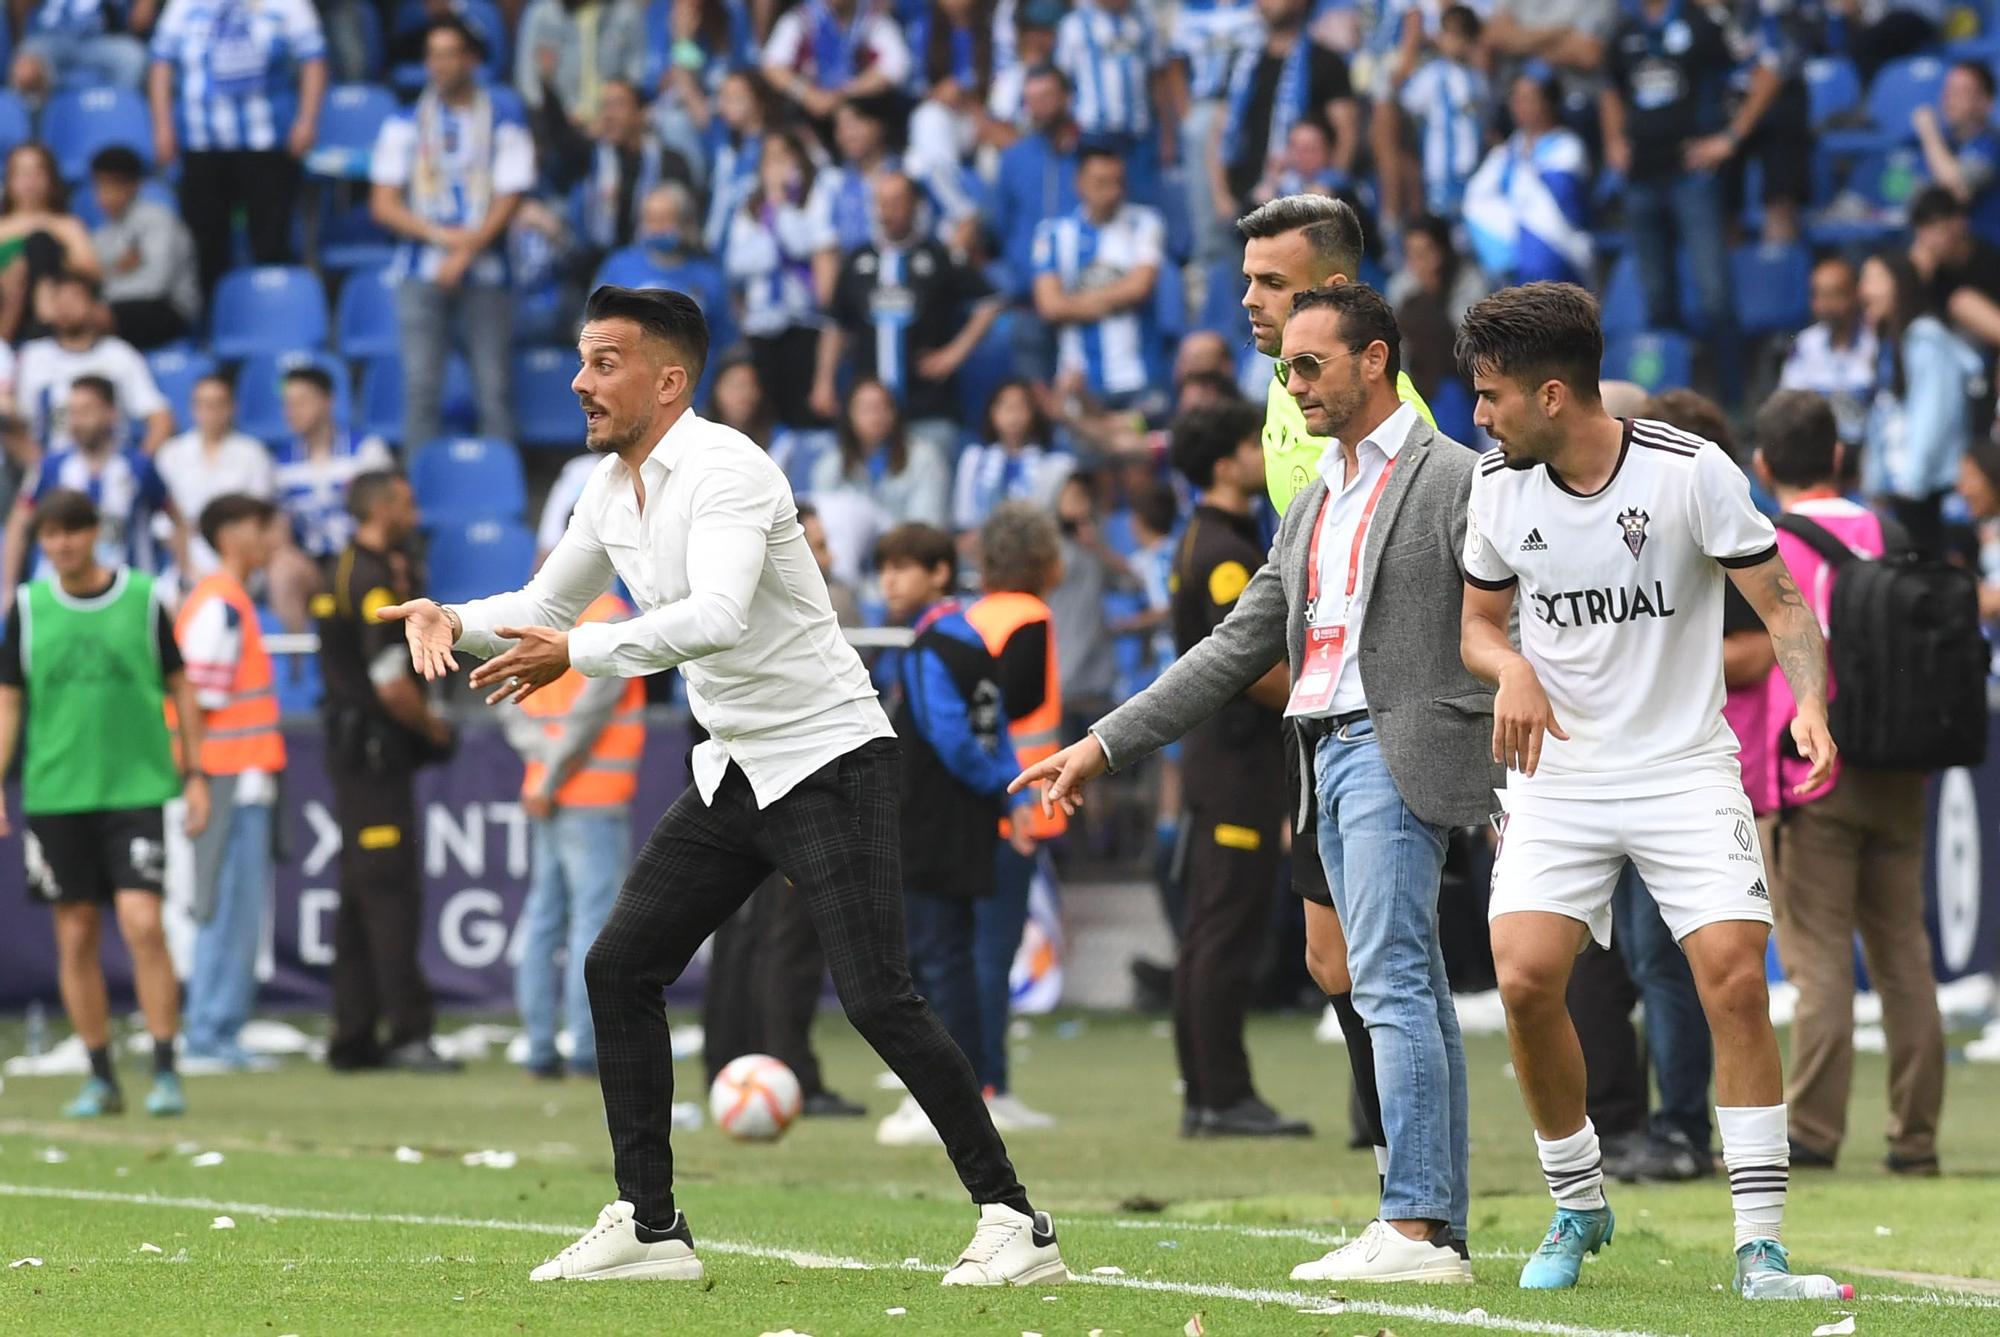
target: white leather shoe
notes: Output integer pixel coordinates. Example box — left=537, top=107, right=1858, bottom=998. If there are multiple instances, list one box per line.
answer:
left=875, top=1094, right=943, bottom=1146
left=529, top=1202, right=704, bottom=1281
left=1289, top=1219, right=1471, bottom=1284
left=940, top=1203, right=1068, bottom=1287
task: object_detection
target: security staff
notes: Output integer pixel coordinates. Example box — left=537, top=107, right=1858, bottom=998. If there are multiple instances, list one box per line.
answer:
left=1166, top=402, right=1309, bottom=1138
left=313, top=470, right=459, bottom=1073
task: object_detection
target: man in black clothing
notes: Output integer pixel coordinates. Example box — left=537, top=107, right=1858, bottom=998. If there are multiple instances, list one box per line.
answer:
left=1216, top=0, right=1358, bottom=216
left=1166, top=401, right=1311, bottom=1139
left=811, top=170, right=1003, bottom=454
left=313, top=471, right=460, bottom=1074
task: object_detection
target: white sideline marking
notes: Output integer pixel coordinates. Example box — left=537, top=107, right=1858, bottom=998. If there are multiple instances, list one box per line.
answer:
left=0, top=1182, right=1667, bottom=1335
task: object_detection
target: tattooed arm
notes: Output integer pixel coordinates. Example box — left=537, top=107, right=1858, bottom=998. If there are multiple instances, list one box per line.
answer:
left=1726, top=551, right=1837, bottom=792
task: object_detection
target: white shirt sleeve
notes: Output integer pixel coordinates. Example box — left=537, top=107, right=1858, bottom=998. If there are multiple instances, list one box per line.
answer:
left=370, top=115, right=417, bottom=189
left=1461, top=471, right=1518, bottom=587
left=491, top=120, right=537, bottom=196
left=282, top=0, right=327, bottom=61
left=763, top=11, right=806, bottom=70
left=864, top=13, right=912, bottom=86
left=113, top=343, right=168, bottom=420
left=178, top=595, right=242, bottom=710
left=14, top=344, right=47, bottom=439
left=241, top=438, right=276, bottom=498
left=452, top=497, right=616, bottom=659
left=1688, top=441, right=1779, bottom=566
left=0, top=338, right=17, bottom=399
left=566, top=452, right=777, bottom=677
left=1130, top=207, right=1165, bottom=268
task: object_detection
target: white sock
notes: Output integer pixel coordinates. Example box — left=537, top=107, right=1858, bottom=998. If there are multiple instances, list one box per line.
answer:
left=1373, top=1145, right=1390, bottom=1176
left=1718, top=1104, right=1788, bottom=1250
left=1535, top=1118, right=1606, bottom=1211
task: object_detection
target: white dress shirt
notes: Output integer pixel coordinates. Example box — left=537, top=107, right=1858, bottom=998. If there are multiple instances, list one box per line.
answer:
left=450, top=410, right=892, bottom=808
left=1294, top=401, right=1418, bottom=718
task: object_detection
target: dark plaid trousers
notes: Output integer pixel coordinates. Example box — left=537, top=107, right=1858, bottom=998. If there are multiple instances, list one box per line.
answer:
left=585, top=736, right=1029, bottom=1224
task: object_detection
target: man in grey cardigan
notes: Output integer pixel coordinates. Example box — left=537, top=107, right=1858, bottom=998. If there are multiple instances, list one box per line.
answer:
left=1014, top=285, right=1499, bottom=1284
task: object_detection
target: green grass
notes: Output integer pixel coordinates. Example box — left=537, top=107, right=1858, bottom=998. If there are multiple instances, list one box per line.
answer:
left=2, top=1012, right=1998, bottom=1336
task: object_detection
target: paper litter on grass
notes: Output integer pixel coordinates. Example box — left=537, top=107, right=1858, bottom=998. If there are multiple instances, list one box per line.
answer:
left=1090, top=1265, right=1125, bottom=1276
left=394, top=1146, right=424, bottom=1164
left=461, top=1149, right=518, bottom=1169
left=1876, top=1225, right=1894, bottom=1236
left=884, top=1309, right=906, bottom=1317
left=1184, top=1315, right=1205, bottom=1337
left=138, top=1243, right=162, bottom=1253
left=37, top=1147, right=67, bottom=1164
left=10, top=1258, right=43, bottom=1268
left=190, top=1151, right=225, bottom=1167
left=211, top=1216, right=235, bottom=1230
left=1812, top=1318, right=1857, bottom=1337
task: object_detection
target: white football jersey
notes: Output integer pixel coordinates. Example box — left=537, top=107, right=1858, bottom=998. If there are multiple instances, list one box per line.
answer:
left=1463, top=418, right=1778, bottom=798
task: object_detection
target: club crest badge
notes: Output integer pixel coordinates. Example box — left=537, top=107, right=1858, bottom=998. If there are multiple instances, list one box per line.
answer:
left=1617, top=507, right=1650, bottom=560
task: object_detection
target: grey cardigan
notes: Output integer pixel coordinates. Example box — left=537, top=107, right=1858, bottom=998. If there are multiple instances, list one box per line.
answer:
left=1093, top=417, right=1502, bottom=830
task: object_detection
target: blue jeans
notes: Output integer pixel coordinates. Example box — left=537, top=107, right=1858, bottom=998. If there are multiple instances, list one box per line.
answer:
left=22, top=32, right=148, bottom=88
left=183, top=798, right=273, bottom=1056
left=516, top=808, right=630, bottom=1069
left=904, top=889, right=981, bottom=1067
left=1626, top=168, right=1739, bottom=398
left=1313, top=721, right=1470, bottom=1234
left=971, top=844, right=1034, bottom=1094
left=1613, top=864, right=1714, bottom=1150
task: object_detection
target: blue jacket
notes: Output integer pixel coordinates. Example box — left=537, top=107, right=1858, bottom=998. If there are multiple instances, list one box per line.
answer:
left=992, top=130, right=1080, bottom=301
left=876, top=603, right=1028, bottom=802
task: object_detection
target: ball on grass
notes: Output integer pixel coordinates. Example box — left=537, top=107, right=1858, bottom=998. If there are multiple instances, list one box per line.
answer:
left=709, top=1054, right=803, bottom=1141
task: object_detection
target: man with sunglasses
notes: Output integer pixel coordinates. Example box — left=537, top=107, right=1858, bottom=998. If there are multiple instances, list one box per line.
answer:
left=1015, top=283, right=1497, bottom=1283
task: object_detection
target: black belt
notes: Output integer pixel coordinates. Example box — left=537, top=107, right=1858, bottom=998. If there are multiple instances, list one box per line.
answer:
left=1295, top=709, right=1369, bottom=744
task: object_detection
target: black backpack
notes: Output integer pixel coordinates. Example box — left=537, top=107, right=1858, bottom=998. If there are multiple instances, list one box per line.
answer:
left=1772, top=514, right=1989, bottom=772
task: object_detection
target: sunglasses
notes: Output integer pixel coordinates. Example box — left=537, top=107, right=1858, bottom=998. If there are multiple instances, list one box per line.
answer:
left=1274, top=350, right=1338, bottom=383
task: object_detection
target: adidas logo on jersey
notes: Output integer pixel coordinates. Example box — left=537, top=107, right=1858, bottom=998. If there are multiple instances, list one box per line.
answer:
left=1747, top=878, right=1770, bottom=902
left=1519, top=528, right=1548, bottom=552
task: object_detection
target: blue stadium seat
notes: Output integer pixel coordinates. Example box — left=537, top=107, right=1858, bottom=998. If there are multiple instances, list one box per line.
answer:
left=258, top=606, right=323, bottom=714
left=305, top=84, right=397, bottom=179
left=43, top=86, right=153, bottom=180
left=317, top=196, right=396, bottom=271
left=236, top=351, right=352, bottom=443
left=1598, top=252, right=1647, bottom=336
left=1731, top=241, right=1812, bottom=336
left=1196, top=258, right=1243, bottom=337
left=1803, top=57, right=1861, bottom=129
left=147, top=346, right=217, bottom=431
left=334, top=268, right=400, bottom=359
left=428, top=518, right=534, bottom=604
left=512, top=346, right=581, bottom=449
left=0, top=90, right=29, bottom=159
left=411, top=435, right=526, bottom=525
left=1847, top=144, right=1927, bottom=210
left=210, top=266, right=328, bottom=359
left=1822, top=55, right=1946, bottom=156
left=1430, top=377, right=1476, bottom=447
left=356, top=353, right=475, bottom=443
left=1602, top=331, right=1694, bottom=395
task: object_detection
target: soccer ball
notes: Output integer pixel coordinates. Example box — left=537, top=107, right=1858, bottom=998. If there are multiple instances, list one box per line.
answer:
left=708, top=1054, right=803, bottom=1142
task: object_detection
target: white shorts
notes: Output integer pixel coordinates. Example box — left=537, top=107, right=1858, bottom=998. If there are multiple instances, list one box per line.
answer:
left=1487, top=783, right=1774, bottom=949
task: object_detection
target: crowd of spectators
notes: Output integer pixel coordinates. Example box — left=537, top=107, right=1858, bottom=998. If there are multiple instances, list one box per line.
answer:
left=0, top=0, right=1992, bottom=703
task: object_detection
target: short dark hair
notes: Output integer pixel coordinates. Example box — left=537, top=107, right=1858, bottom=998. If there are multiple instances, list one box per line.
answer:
left=1178, top=369, right=1245, bottom=404
left=1455, top=281, right=1602, bottom=400
left=195, top=370, right=236, bottom=396
left=1954, top=58, right=1997, bottom=101
left=1908, top=184, right=1966, bottom=229
left=1128, top=479, right=1178, bottom=539
left=1023, top=63, right=1069, bottom=92
left=583, top=284, right=711, bottom=385
left=346, top=469, right=407, bottom=522
left=1753, top=390, right=1841, bottom=488
left=89, top=145, right=144, bottom=181
left=70, top=374, right=117, bottom=409
left=875, top=522, right=956, bottom=585
left=34, top=487, right=99, bottom=535
left=282, top=364, right=334, bottom=398
left=1236, top=195, right=1364, bottom=281
left=1639, top=388, right=1734, bottom=457
left=198, top=493, right=278, bottom=553
left=1290, top=282, right=1403, bottom=380
left=1441, top=3, right=1482, bottom=40
left=426, top=14, right=487, bottom=59
left=1077, top=144, right=1125, bottom=172
left=52, top=269, right=100, bottom=299
left=1170, top=400, right=1263, bottom=491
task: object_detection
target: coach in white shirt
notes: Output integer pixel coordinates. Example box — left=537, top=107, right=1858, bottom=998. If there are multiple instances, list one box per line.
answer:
left=379, top=286, right=1065, bottom=1290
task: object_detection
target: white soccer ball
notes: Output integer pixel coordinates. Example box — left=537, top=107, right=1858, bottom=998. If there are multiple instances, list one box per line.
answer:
left=708, top=1054, right=803, bottom=1142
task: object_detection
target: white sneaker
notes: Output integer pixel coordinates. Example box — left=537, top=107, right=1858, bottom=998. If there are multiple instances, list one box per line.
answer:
left=940, top=1203, right=1068, bottom=1286
left=985, top=1091, right=1056, bottom=1131
left=874, top=1094, right=942, bottom=1147
left=528, top=1202, right=704, bottom=1281
left=1289, top=1220, right=1471, bottom=1284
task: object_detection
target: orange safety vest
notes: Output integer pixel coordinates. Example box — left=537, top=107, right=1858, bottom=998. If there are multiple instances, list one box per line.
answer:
left=168, top=572, right=288, bottom=776
left=964, top=590, right=1066, bottom=839
left=520, top=593, right=647, bottom=809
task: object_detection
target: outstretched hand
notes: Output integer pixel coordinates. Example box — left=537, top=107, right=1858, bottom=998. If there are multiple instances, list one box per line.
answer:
left=377, top=600, right=460, bottom=681
left=467, top=626, right=571, bottom=705
left=1007, top=734, right=1109, bottom=819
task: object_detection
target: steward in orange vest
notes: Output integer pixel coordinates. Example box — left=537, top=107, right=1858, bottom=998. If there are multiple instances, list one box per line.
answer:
left=172, top=494, right=288, bottom=1067
left=507, top=592, right=647, bottom=812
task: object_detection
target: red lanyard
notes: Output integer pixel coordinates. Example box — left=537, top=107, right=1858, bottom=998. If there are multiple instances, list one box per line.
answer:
left=1305, top=451, right=1400, bottom=628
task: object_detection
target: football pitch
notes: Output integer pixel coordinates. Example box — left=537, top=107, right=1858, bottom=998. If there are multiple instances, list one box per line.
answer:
left=2, top=1012, right=1998, bottom=1337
